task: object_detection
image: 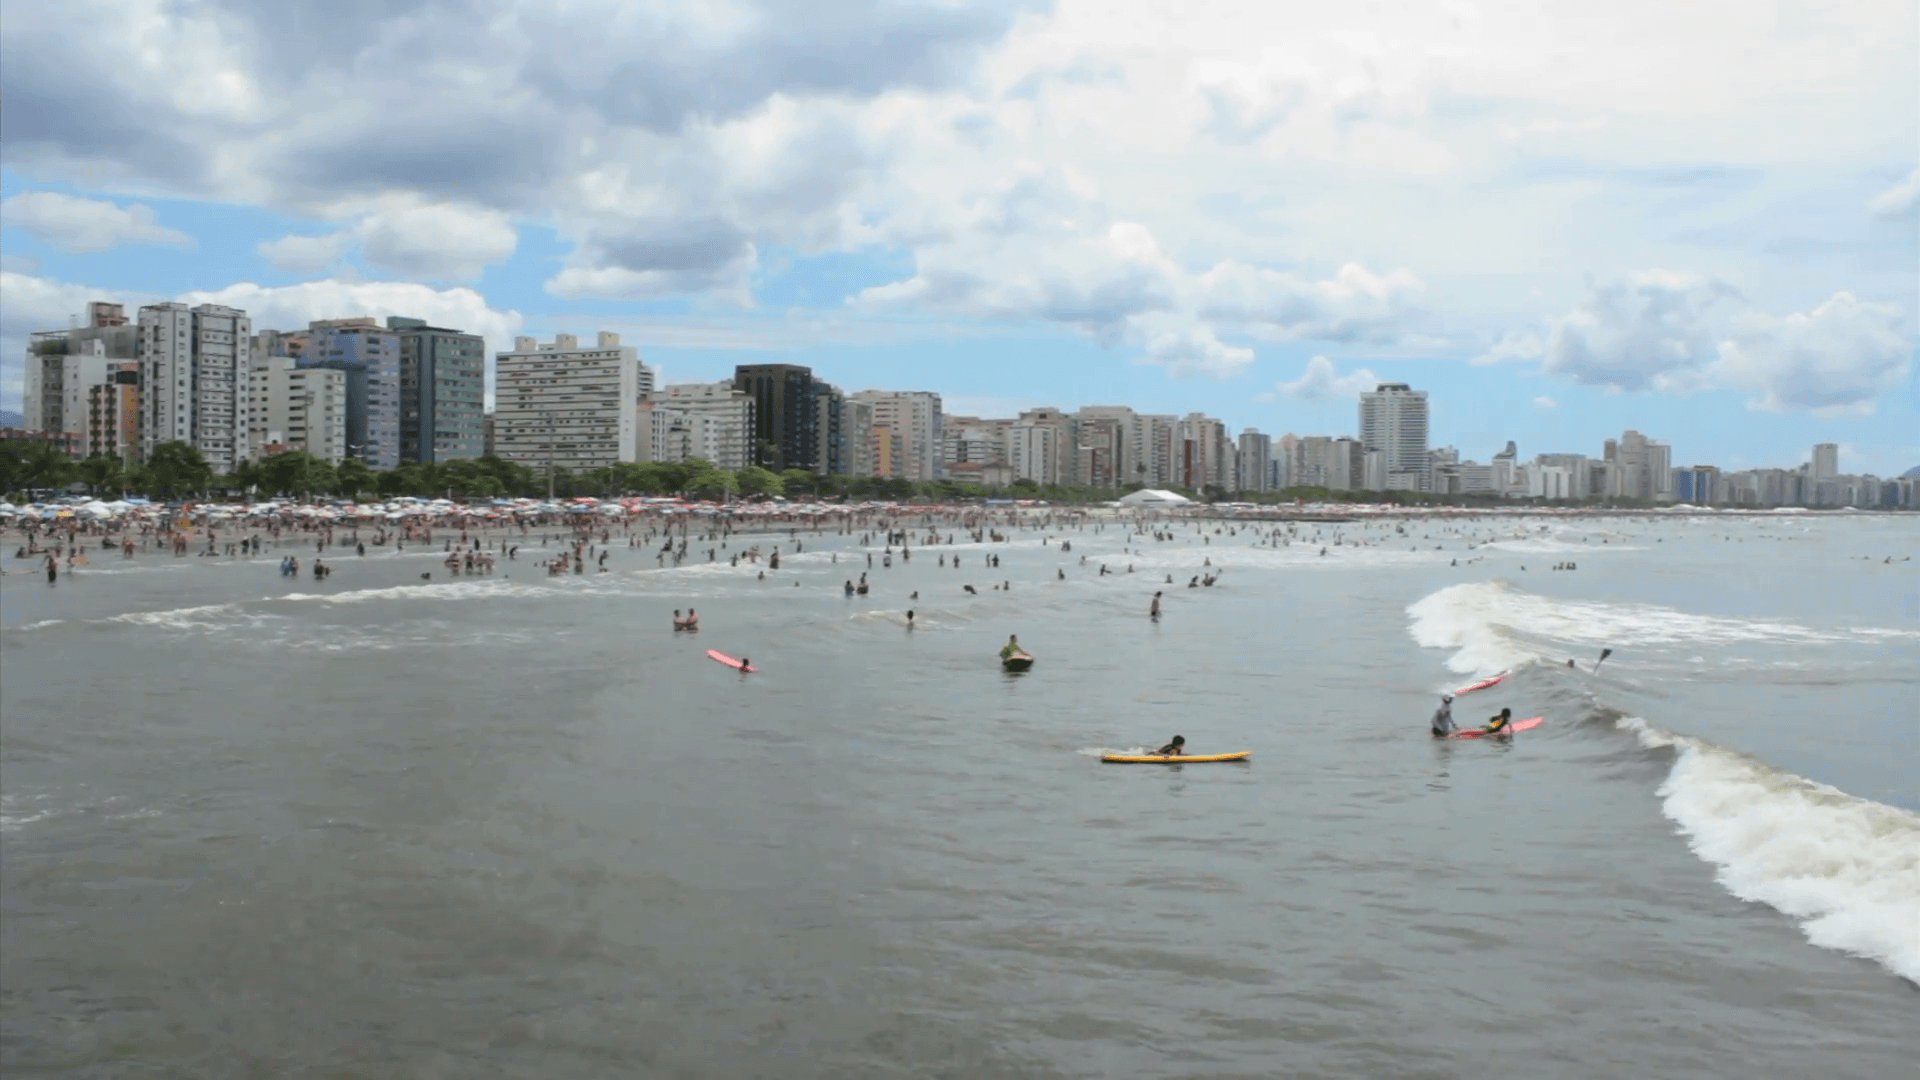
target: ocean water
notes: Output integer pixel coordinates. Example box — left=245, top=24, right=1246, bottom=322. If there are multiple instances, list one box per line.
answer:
left=1, top=513, right=1915, bottom=1078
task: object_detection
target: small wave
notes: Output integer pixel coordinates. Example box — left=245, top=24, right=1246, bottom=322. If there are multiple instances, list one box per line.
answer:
left=1620, top=717, right=1920, bottom=984
left=6, top=618, right=67, bottom=632
left=105, top=603, right=254, bottom=631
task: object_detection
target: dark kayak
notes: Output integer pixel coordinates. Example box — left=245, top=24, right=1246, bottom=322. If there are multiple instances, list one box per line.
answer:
left=1002, top=652, right=1035, bottom=672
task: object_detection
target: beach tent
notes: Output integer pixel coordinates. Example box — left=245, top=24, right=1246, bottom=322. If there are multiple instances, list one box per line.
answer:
left=1117, top=489, right=1193, bottom=506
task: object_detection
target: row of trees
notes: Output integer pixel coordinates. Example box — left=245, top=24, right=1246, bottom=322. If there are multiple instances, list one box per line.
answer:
left=3, top=438, right=1684, bottom=508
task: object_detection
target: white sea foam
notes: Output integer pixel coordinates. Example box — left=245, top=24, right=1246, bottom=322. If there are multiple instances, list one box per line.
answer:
left=105, top=603, right=256, bottom=631
left=1620, top=717, right=1920, bottom=984
left=280, top=580, right=555, bottom=605
left=1407, top=581, right=1918, bottom=674
left=0, top=793, right=55, bottom=832
left=1478, top=537, right=1646, bottom=555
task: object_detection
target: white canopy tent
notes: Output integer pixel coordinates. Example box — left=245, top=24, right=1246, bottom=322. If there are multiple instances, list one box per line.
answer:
left=1116, top=489, right=1193, bottom=506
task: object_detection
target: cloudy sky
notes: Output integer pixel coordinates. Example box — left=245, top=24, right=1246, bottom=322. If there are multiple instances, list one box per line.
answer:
left=1, top=0, right=1914, bottom=472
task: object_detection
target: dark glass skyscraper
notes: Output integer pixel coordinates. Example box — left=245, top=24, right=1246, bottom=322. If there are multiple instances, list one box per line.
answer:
left=733, top=364, right=818, bottom=471
left=390, top=317, right=485, bottom=464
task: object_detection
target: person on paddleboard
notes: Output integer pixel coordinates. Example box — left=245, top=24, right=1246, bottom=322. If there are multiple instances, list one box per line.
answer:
left=1482, top=707, right=1513, bottom=736
left=1431, top=695, right=1456, bottom=737
left=1154, top=735, right=1186, bottom=756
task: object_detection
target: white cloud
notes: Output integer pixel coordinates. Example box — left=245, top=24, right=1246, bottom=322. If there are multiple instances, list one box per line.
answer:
left=0, top=192, right=191, bottom=253
left=0, top=0, right=1912, bottom=379
left=354, top=202, right=518, bottom=281
left=1710, top=292, right=1909, bottom=415
left=1541, top=270, right=1743, bottom=392
left=1276, top=355, right=1380, bottom=401
left=1534, top=395, right=1558, bottom=408
left=1493, top=273, right=1913, bottom=414
left=258, top=200, right=517, bottom=280
left=1866, top=166, right=1919, bottom=219
left=1471, top=329, right=1545, bottom=366
left=258, top=232, right=353, bottom=273
left=179, top=280, right=523, bottom=349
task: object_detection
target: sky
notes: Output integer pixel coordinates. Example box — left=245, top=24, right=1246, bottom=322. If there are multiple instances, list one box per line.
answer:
left=0, top=0, right=1914, bottom=475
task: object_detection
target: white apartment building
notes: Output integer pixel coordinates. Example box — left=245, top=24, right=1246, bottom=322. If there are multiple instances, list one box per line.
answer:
left=940, top=415, right=1010, bottom=483
left=245, top=355, right=348, bottom=465
left=1175, top=413, right=1229, bottom=491
left=1010, top=408, right=1074, bottom=486
left=1130, top=414, right=1178, bottom=488
left=24, top=301, right=137, bottom=442
left=1236, top=429, right=1271, bottom=493
left=140, top=302, right=251, bottom=472
left=839, top=397, right=875, bottom=478
left=1074, top=406, right=1136, bottom=488
left=1359, top=382, right=1429, bottom=491
left=1072, top=411, right=1129, bottom=489
left=493, top=332, right=647, bottom=472
left=853, top=390, right=942, bottom=482
left=640, top=381, right=755, bottom=469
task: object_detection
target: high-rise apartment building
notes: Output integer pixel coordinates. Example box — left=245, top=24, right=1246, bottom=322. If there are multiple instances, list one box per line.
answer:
left=1007, top=407, right=1073, bottom=486
left=1073, top=408, right=1131, bottom=488
left=1236, top=429, right=1271, bottom=493
left=85, top=361, right=141, bottom=464
left=245, top=355, right=348, bottom=465
left=24, top=302, right=137, bottom=446
left=138, top=302, right=251, bottom=472
left=389, top=317, right=490, bottom=464
left=1811, top=443, right=1839, bottom=482
left=1131, top=414, right=1178, bottom=488
left=1359, top=383, right=1429, bottom=491
left=733, top=364, right=817, bottom=471
left=853, top=390, right=943, bottom=482
left=294, top=318, right=404, bottom=469
left=811, top=379, right=845, bottom=476
left=641, top=381, right=755, bottom=469
left=1602, top=429, right=1672, bottom=501
left=494, top=332, right=646, bottom=472
left=838, top=397, right=875, bottom=478
left=1176, top=413, right=1228, bottom=491
left=940, top=415, right=1012, bottom=485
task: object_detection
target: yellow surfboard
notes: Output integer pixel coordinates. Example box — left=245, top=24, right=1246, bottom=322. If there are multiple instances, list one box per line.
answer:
left=1100, top=751, right=1251, bottom=764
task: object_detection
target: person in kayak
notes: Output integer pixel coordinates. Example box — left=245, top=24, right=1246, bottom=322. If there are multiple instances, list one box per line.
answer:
left=999, top=634, right=1024, bottom=660
left=1482, top=707, right=1513, bottom=736
left=1431, top=695, right=1456, bottom=737
left=1154, top=735, right=1186, bottom=756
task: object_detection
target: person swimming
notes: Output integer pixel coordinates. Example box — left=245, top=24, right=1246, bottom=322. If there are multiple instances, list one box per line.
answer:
left=1153, top=735, right=1186, bottom=756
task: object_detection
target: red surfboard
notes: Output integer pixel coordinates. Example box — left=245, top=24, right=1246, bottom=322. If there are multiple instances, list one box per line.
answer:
left=1454, top=670, right=1511, bottom=695
left=1450, top=716, right=1543, bottom=739
left=707, top=649, right=754, bottom=672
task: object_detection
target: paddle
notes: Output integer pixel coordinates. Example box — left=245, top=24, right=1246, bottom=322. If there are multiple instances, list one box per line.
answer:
left=1594, top=648, right=1613, bottom=673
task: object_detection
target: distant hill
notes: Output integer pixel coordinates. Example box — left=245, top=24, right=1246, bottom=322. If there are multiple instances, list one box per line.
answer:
left=0, top=410, right=24, bottom=429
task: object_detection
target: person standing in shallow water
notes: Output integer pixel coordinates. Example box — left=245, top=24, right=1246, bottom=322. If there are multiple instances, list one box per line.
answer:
left=1150, top=591, right=1162, bottom=619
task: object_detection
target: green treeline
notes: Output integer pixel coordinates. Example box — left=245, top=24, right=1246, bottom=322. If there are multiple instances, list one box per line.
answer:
left=2, top=438, right=1682, bottom=508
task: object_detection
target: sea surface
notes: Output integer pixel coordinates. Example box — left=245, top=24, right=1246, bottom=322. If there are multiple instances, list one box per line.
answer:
left=2, top=512, right=1916, bottom=1078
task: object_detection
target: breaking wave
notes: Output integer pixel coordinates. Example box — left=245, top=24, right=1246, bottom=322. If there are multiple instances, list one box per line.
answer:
left=1406, top=580, right=1917, bottom=674
left=1621, top=717, right=1920, bottom=985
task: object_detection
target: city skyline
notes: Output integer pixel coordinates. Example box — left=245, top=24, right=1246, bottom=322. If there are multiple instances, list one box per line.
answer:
left=9, top=295, right=1915, bottom=500
left=0, top=2, right=1915, bottom=474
